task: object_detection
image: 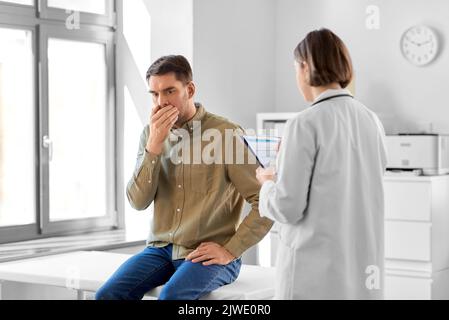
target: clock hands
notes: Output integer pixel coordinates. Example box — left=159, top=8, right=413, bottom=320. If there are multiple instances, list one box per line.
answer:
left=407, top=39, right=420, bottom=46
left=419, top=40, right=432, bottom=46
left=407, top=38, right=432, bottom=47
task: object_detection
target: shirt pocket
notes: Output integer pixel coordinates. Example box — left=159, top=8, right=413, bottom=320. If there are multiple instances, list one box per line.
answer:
left=190, top=163, right=221, bottom=194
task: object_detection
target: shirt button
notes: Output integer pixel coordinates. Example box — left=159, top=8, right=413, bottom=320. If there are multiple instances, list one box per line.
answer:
left=148, top=180, right=152, bottom=184
left=151, top=160, right=156, bottom=164
left=176, top=208, right=181, bottom=212
left=178, top=185, right=182, bottom=188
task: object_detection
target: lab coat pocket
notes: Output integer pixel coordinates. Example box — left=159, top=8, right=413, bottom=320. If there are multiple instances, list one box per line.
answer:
left=190, top=164, right=221, bottom=194
left=278, top=223, right=301, bottom=249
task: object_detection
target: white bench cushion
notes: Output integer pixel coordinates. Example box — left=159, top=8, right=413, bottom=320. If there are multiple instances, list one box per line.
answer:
left=0, top=251, right=275, bottom=300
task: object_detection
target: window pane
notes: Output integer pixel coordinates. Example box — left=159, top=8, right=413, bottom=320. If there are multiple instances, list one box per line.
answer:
left=47, top=0, right=106, bottom=15
left=0, top=28, right=36, bottom=227
left=48, top=38, right=107, bottom=221
left=0, top=0, right=33, bottom=6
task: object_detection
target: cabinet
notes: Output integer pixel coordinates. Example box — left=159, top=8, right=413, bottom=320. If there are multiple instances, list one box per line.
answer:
left=384, top=174, right=449, bottom=299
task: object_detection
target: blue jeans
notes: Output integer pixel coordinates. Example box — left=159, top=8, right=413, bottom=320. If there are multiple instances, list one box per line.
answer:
left=95, top=244, right=242, bottom=300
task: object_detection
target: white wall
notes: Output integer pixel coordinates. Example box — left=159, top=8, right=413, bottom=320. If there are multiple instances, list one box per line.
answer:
left=275, top=0, right=449, bottom=134
left=145, top=0, right=194, bottom=62
left=193, top=0, right=276, bottom=129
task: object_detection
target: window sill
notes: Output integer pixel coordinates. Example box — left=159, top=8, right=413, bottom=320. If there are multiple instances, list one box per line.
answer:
left=0, top=228, right=147, bottom=263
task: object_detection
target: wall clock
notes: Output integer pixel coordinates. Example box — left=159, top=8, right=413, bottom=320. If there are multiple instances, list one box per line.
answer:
left=400, top=25, right=439, bottom=66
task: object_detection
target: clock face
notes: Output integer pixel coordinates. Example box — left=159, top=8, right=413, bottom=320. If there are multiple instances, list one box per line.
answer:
left=401, top=25, right=439, bottom=66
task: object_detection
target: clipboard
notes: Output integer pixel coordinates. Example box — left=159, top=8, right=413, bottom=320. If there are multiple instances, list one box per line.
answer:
left=241, top=135, right=281, bottom=168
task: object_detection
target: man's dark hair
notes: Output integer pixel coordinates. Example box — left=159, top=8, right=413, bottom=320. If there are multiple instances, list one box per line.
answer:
left=294, top=28, right=353, bottom=88
left=146, top=55, right=193, bottom=84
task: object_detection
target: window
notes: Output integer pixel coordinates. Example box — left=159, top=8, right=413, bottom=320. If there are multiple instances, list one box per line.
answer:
left=47, top=0, right=107, bottom=15
left=39, top=0, right=115, bottom=26
left=47, top=38, right=108, bottom=222
left=0, top=1, right=117, bottom=243
left=0, top=27, right=35, bottom=228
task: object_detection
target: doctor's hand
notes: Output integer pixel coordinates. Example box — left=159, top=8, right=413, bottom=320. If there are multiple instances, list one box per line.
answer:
left=185, top=242, right=236, bottom=266
left=256, top=167, right=276, bottom=185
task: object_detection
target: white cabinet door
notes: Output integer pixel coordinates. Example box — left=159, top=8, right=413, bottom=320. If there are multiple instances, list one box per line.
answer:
left=384, top=181, right=431, bottom=221
left=385, top=274, right=432, bottom=300
left=385, top=221, right=431, bottom=261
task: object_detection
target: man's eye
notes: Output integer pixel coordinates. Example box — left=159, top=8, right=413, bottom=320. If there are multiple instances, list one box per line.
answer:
left=151, top=93, right=158, bottom=98
left=167, top=90, right=175, bottom=94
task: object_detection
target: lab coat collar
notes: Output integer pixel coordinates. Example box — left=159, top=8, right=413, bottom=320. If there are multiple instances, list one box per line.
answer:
left=311, top=88, right=353, bottom=106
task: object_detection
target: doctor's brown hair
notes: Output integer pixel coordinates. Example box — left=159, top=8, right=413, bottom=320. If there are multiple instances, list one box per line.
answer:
left=294, top=28, right=353, bottom=88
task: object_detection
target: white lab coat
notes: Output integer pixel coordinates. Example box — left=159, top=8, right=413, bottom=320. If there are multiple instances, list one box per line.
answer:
left=259, top=89, right=387, bottom=300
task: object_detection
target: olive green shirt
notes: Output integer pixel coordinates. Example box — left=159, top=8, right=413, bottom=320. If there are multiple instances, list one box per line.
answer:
left=126, top=103, right=273, bottom=260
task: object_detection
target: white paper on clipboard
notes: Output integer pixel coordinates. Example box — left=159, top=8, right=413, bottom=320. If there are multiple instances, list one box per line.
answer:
left=241, top=135, right=281, bottom=168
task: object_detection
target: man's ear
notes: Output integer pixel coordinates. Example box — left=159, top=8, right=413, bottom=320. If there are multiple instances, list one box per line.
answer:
left=187, top=82, right=196, bottom=99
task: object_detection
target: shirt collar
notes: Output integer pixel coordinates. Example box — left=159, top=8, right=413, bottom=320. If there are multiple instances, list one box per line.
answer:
left=171, top=102, right=205, bottom=135
left=311, top=88, right=352, bottom=106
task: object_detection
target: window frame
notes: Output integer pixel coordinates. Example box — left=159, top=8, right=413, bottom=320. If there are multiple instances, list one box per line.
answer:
left=0, top=0, right=121, bottom=244
left=0, top=1, right=36, bottom=17
left=38, top=0, right=116, bottom=28
left=39, top=24, right=117, bottom=235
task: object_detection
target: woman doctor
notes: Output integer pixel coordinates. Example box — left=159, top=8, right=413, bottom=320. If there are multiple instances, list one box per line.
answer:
left=256, top=28, right=387, bottom=299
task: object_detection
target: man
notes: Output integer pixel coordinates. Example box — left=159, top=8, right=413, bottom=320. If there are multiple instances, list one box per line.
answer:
left=95, top=55, right=273, bottom=300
